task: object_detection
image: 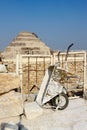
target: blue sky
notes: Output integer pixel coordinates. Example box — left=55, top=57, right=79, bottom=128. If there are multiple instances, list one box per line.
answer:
left=0, top=0, right=87, bottom=51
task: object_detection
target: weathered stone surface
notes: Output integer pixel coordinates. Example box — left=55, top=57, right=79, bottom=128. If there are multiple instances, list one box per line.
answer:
left=0, top=91, right=23, bottom=119
left=22, top=94, right=36, bottom=102
left=0, top=64, right=7, bottom=73
left=0, top=73, right=20, bottom=94
left=21, top=98, right=87, bottom=130
left=0, top=116, right=20, bottom=125
left=24, top=102, right=43, bottom=120
left=73, top=121, right=87, bottom=130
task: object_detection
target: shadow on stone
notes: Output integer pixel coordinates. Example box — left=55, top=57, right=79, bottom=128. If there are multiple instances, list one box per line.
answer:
left=0, top=122, right=28, bottom=130
left=18, top=122, right=28, bottom=130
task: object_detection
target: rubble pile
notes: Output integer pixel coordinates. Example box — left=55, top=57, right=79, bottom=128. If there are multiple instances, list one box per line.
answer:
left=0, top=66, right=43, bottom=130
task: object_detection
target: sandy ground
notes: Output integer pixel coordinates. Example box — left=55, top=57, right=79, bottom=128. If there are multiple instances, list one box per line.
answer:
left=21, top=98, right=87, bottom=130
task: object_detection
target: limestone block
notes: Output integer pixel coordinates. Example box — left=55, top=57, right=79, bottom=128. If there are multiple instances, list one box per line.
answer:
left=0, top=64, right=7, bottom=73
left=0, top=91, right=23, bottom=119
left=0, top=116, right=20, bottom=125
left=24, top=102, right=43, bottom=120
left=0, top=73, right=20, bottom=94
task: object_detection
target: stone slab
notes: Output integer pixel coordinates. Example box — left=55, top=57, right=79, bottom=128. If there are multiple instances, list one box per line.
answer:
left=24, top=102, right=43, bottom=120
left=0, top=91, right=23, bottom=119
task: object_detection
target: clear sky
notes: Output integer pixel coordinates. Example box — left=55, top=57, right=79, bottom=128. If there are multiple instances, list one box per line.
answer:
left=0, top=0, right=87, bottom=51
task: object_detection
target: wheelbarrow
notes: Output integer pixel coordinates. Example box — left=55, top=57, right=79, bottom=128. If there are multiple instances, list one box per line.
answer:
left=36, top=65, right=69, bottom=110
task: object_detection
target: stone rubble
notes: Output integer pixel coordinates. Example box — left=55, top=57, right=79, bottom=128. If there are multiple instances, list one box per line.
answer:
left=0, top=98, right=87, bottom=130
left=0, top=72, right=87, bottom=130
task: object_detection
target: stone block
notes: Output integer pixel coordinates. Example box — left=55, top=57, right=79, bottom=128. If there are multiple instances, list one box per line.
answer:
left=0, top=73, right=20, bottom=94
left=24, top=102, right=43, bottom=120
left=0, top=91, right=23, bottom=119
left=0, top=116, right=20, bottom=125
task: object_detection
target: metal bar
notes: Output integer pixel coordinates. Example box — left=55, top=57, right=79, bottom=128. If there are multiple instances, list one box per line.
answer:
left=19, top=55, right=23, bottom=94
left=84, top=52, right=87, bottom=94
left=16, top=54, right=19, bottom=75
left=28, top=56, right=30, bottom=94
left=74, top=54, right=76, bottom=73
left=60, top=51, right=86, bottom=55
left=61, top=55, right=63, bottom=68
left=43, top=57, right=45, bottom=75
left=36, top=57, right=38, bottom=83
left=65, top=43, right=74, bottom=61
left=50, top=55, right=53, bottom=65
left=22, top=54, right=52, bottom=58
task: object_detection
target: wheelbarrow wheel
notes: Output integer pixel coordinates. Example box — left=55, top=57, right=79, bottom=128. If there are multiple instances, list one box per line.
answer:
left=51, top=93, right=69, bottom=110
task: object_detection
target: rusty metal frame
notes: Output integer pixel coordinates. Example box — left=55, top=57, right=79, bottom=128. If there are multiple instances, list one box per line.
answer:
left=17, top=55, right=52, bottom=94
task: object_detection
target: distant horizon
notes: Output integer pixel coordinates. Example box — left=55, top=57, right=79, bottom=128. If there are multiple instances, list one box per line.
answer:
left=0, top=0, right=87, bottom=51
